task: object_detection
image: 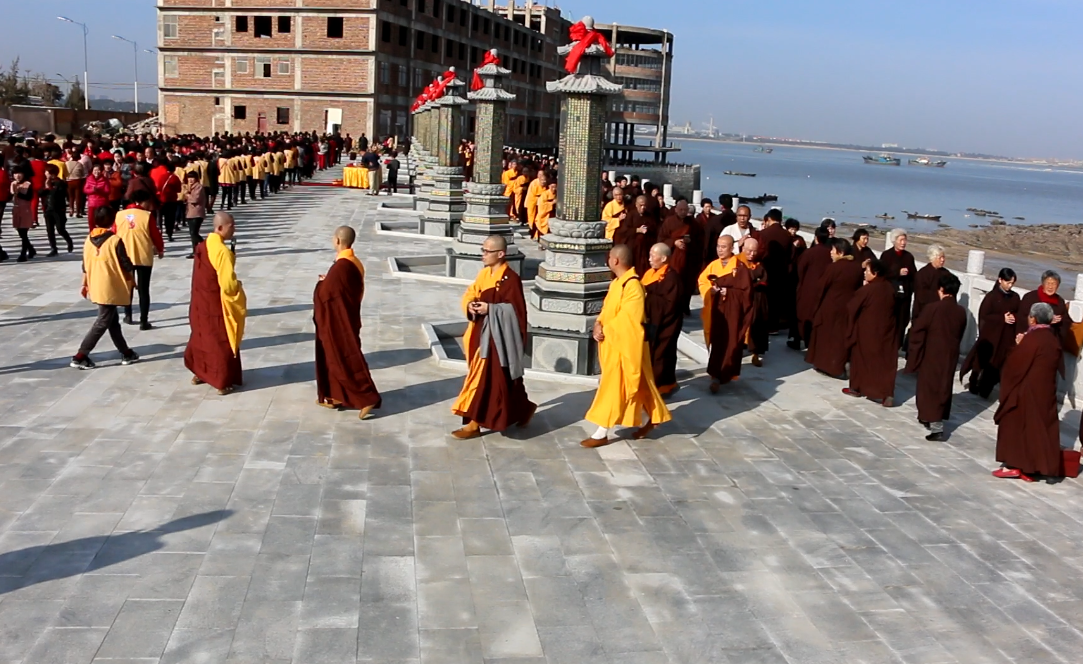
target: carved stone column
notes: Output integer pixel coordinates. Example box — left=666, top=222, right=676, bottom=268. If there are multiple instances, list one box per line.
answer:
left=447, top=51, right=524, bottom=279
left=528, top=17, right=623, bottom=375
left=420, top=77, right=467, bottom=237
left=413, top=105, right=437, bottom=211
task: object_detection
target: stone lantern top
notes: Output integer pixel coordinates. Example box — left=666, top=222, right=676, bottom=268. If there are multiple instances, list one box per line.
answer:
left=548, top=16, right=622, bottom=95
left=469, top=49, right=516, bottom=102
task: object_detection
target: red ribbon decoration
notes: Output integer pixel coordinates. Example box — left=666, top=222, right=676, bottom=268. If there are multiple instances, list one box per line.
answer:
left=471, top=51, right=502, bottom=91
left=564, top=21, right=614, bottom=74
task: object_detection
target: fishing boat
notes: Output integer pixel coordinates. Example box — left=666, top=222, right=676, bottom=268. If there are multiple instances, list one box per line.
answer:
left=863, top=154, right=901, bottom=166
left=908, top=157, right=948, bottom=167
left=903, top=211, right=942, bottom=221
left=753, top=147, right=773, bottom=153
left=724, top=171, right=756, bottom=177
left=875, top=213, right=895, bottom=220
left=735, top=193, right=779, bottom=205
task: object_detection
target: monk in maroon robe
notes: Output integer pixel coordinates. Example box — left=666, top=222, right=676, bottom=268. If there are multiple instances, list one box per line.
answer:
left=905, top=273, right=967, bottom=439
left=184, top=214, right=244, bottom=393
left=643, top=243, right=683, bottom=395
left=790, top=226, right=832, bottom=350
left=613, top=195, right=658, bottom=277
left=452, top=235, right=535, bottom=438
left=658, top=199, right=704, bottom=316
left=879, top=231, right=917, bottom=349
left=805, top=239, right=864, bottom=378
left=960, top=269, right=1020, bottom=398
left=698, top=235, right=753, bottom=391
left=757, top=210, right=794, bottom=333
left=994, top=303, right=1065, bottom=480
left=1016, top=271, right=1076, bottom=354
left=911, top=247, right=950, bottom=324
left=843, top=259, right=898, bottom=406
left=314, top=226, right=381, bottom=418
left=739, top=238, right=769, bottom=365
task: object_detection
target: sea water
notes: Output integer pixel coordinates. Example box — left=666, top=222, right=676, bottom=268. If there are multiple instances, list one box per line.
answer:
left=673, top=140, right=1083, bottom=231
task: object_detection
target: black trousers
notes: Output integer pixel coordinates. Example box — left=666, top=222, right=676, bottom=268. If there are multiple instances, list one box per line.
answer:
left=124, top=265, right=153, bottom=324
left=78, top=305, right=132, bottom=357
left=45, top=210, right=73, bottom=251
left=16, top=227, right=34, bottom=257
left=188, top=217, right=204, bottom=251
left=219, top=185, right=234, bottom=210
left=238, top=178, right=247, bottom=204
left=161, top=201, right=178, bottom=240
left=247, top=178, right=257, bottom=202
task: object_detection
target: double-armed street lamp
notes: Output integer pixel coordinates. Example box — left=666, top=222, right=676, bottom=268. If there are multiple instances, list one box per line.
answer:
left=112, top=35, right=140, bottom=113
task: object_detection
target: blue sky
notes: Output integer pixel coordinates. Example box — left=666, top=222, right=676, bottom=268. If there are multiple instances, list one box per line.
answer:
left=6, top=0, right=1080, bottom=159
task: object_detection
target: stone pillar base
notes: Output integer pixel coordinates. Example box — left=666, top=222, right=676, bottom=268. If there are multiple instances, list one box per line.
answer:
left=446, top=247, right=525, bottom=281
left=445, top=181, right=524, bottom=279
left=528, top=314, right=600, bottom=375
left=420, top=166, right=465, bottom=238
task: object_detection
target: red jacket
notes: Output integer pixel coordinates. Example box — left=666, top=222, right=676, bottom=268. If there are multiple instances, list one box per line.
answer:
left=159, top=172, right=182, bottom=205
left=149, top=164, right=170, bottom=192
left=84, top=174, right=110, bottom=208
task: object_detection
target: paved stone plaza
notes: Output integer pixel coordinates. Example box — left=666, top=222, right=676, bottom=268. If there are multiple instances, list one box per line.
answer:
left=3, top=171, right=1083, bottom=664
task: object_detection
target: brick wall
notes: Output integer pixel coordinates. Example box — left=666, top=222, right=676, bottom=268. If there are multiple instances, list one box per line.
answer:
left=161, top=94, right=217, bottom=136
left=300, top=56, right=372, bottom=94
left=298, top=99, right=370, bottom=136
left=301, top=15, right=371, bottom=50
left=232, top=55, right=297, bottom=91
left=167, top=54, right=223, bottom=89
left=303, top=0, right=375, bottom=8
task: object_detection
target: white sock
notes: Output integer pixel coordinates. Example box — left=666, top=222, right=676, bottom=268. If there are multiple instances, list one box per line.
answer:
left=591, top=426, right=609, bottom=440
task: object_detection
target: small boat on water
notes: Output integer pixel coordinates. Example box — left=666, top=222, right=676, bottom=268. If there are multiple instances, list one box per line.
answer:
left=904, top=211, right=942, bottom=221
left=754, top=147, right=773, bottom=153
left=908, top=157, right=948, bottom=167
left=735, top=193, right=779, bottom=205
left=724, top=171, right=756, bottom=177
left=863, top=154, right=901, bottom=166
left=875, top=213, right=895, bottom=220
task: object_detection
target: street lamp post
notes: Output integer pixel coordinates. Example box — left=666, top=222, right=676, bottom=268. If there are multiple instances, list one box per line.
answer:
left=55, top=73, right=74, bottom=105
left=112, top=35, right=139, bottom=114
left=57, top=16, right=90, bottom=110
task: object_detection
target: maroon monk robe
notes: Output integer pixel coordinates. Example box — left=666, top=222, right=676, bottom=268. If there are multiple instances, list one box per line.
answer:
left=313, top=258, right=381, bottom=410
left=613, top=210, right=658, bottom=277
left=184, top=242, right=243, bottom=390
left=794, top=242, right=832, bottom=345
left=845, top=277, right=898, bottom=401
left=659, top=211, right=704, bottom=314
left=744, top=260, right=769, bottom=355
left=758, top=222, right=794, bottom=332
left=1016, top=290, right=1076, bottom=353
left=905, top=296, right=967, bottom=422
left=879, top=248, right=917, bottom=348
left=706, top=265, right=753, bottom=384
left=854, top=245, right=876, bottom=267
left=805, top=257, right=864, bottom=377
left=457, top=268, right=535, bottom=432
left=644, top=267, right=683, bottom=391
left=995, top=326, right=1064, bottom=476
left=960, top=287, right=1020, bottom=398
left=911, top=264, right=950, bottom=324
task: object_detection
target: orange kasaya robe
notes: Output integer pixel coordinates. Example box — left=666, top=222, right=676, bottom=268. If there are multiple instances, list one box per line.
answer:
left=502, top=169, right=528, bottom=222
left=698, top=256, right=753, bottom=384
left=452, top=262, right=536, bottom=432
left=313, top=249, right=382, bottom=410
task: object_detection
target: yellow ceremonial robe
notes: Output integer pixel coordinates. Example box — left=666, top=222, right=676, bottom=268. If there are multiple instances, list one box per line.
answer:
left=525, top=178, right=544, bottom=231
left=602, top=200, right=626, bottom=240
left=698, top=257, right=739, bottom=345
left=206, top=232, right=247, bottom=355
left=585, top=269, right=672, bottom=428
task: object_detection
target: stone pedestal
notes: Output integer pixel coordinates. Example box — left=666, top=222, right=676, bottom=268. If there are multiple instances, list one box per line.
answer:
left=526, top=23, right=623, bottom=376
left=966, top=250, right=985, bottom=276
left=420, top=78, right=467, bottom=238
left=446, top=51, right=525, bottom=278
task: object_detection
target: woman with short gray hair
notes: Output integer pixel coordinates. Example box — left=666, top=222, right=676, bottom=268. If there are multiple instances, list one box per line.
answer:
left=878, top=228, right=917, bottom=348
left=912, top=244, right=950, bottom=323
left=1015, top=269, right=1074, bottom=352
left=993, top=300, right=1065, bottom=480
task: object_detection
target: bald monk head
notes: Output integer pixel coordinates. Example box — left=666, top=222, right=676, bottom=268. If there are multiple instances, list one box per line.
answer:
left=481, top=234, right=507, bottom=268
left=648, top=242, right=671, bottom=271
left=608, top=243, right=634, bottom=276
left=333, top=225, right=356, bottom=251
left=715, top=234, right=735, bottom=260
left=635, top=195, right=649, bottom=215
left=742, top=237, right=759, bottom=261
left=213, top=211, right=236, bottom=241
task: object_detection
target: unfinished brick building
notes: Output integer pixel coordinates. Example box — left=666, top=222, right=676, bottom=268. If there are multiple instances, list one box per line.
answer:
left=156, top=0, right=571, bottom=144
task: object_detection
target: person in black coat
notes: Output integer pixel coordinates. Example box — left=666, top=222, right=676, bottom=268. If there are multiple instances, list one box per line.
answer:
left=879, top=229, right=917, bottom=350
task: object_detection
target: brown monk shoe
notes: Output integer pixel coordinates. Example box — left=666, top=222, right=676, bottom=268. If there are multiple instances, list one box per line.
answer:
left=317, top=400, right=342, bottom=410
left=632, top=422, right=657, bottom=440
left=452, top=422, right=482, bottom=440
left=580, top=436, right=613, bottom=448
left=359, top=405, right=376, bottom=420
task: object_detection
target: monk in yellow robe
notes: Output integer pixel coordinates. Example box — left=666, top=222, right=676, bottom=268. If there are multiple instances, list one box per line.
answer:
left=581, top=244, right=672, bottom=447
left=525, top=169, right=549, bottom=237
left=185, top=211, right=247, bottom=394
left=533, top=181, right=557, bottom=239
left=698, top=234, right=753, bottom=392
left=502, top=161, right=528, bottom=223
left=451, top=235, right=536, bottom=438
left=602, top=186, right=626, bottom=239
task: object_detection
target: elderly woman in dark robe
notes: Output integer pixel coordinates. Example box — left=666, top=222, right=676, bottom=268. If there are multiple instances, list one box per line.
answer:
left=959, top=268, right=1020, bottom=399
left=993, top=302, right=1065, bottom=481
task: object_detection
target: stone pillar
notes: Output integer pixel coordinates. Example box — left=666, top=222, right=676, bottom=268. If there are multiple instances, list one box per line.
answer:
left=420, top=79, right=468, bottom=237
left=411, top=106, right=437, bottom=210
left=447, top=51, right=525, bottom=279
left=965, top=250, right=985, bottom=276
left=528, top=17, right=624, bottom=376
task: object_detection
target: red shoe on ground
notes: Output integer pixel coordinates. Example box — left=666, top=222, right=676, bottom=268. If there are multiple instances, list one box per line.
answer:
left=992, top=467, right=1021, bottom=479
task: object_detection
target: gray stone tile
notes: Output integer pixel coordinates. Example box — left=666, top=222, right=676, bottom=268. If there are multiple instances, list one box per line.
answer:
left=174, top=575, right=250, bottom=629
left=293, top=627, right=358, bottom=663
left=229, top=600, right=300, bottom=661
left=299, top=575, right=361, bottom=628
left=160, top=628, right=235, bottom=664
left=96, top=599, right=184, bottom=659
left=22, top=626, right=107, bottom=664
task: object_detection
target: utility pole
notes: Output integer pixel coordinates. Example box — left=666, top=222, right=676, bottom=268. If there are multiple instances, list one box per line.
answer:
left=58, top=16, right=90, bottom=110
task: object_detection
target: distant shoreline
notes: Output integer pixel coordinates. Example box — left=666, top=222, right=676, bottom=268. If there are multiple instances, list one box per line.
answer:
left=674, top=137, right=1083, bottom=170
